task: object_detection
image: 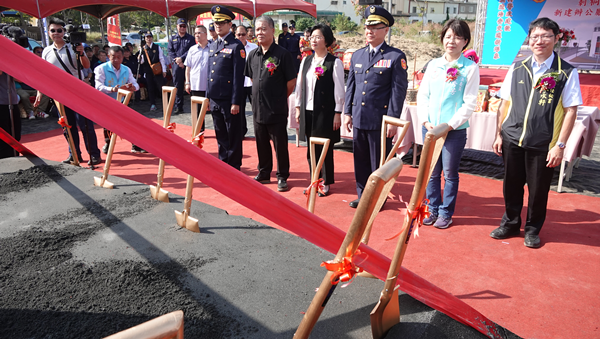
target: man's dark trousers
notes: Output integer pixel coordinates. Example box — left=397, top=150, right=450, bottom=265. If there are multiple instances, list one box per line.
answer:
left=500, top=139, right=555, bottom=236
left=173, top=65, right=186, bottom=110
left=64, top=106, right=101, bottom=160
left=211, top=99, right=243, bottom=170
left=254, top=121, right=289, bottom=180
left=353, top=127, right=392, bottom=199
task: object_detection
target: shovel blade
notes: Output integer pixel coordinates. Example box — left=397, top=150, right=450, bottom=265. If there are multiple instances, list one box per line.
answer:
left=174, top=210, right=200, bottom=233
left=370, top=290, right=400, bottom=339
left=94, top=176, right=114, bottom=189
left=149, top=185, right=170, bottom=202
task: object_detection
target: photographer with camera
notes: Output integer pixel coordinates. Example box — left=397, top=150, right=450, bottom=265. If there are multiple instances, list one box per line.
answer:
left=34, top=17, right=101, bottom=166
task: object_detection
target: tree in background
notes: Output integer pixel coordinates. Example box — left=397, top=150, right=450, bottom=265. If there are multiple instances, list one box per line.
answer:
left=295, top=17, right=316, bottom=32
left=331, top=14, right=358, bottom=32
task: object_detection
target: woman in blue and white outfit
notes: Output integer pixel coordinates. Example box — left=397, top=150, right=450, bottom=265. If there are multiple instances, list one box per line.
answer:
left=417, top=19, right=479, bottom=229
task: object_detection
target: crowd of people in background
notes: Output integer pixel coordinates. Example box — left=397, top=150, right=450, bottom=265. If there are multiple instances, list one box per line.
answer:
left=0, top=6, right=581, bottom=248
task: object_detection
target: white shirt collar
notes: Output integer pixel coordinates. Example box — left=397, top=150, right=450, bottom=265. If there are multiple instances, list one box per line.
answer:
left=532, top=53, right=554, bottom=69
left=370, top=42, right=384, bottom=54
left=219, top=32, right=231, bottom=43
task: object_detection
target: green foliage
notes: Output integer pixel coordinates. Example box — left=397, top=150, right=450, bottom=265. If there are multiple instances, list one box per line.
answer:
left=331, top=14, right=357, bottom=32
left=295, top=17, right=315, bottom=32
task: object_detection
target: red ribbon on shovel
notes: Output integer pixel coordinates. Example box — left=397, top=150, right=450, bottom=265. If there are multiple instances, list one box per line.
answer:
left=57, top=117, right=71, bottom=129
left=321, top=249, right=363, bottom=288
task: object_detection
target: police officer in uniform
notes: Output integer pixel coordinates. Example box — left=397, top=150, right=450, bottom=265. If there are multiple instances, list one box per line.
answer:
left=168, top=18, right=195, bottom=113
left=277, top=22, right=289, bottom=49
left=287, top=24, right=302, bottom=72
left=207, top=5, right=246, bottom=170
left=344, top=6, right=408, bottom=208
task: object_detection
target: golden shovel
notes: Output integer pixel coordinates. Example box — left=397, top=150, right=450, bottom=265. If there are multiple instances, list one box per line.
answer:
left=294, top=158, right=404, bottom=339
left=149, top=86, right=177, bottom=201
left=54, top=100, right=79, bottom=167
left=174, top=96, right=209, bottom=233
left=306, top=137, right=330, bottom=214
left=369, top=123, right=450, bottom=339
left=94, top=89, right=133, bottom=189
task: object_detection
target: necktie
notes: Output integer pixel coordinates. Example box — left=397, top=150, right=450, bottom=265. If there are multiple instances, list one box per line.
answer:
left=370, top=49, right=376, bottom=63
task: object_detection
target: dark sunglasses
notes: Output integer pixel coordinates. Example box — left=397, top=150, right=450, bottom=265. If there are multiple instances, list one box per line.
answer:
left=236, top=33, right=246, bottom=36
left=50, top=28, right=64, bottom=33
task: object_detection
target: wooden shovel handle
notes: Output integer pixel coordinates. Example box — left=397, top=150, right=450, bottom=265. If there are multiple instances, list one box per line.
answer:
left=379, top=116, right=410, bottom=167
left=308, top=137, right=330, bottom=213
left=295, top=158, right=403, bottom=338
left=54, top=101, right=79, bottom=166
left=161, top=86, right=177, bottom=126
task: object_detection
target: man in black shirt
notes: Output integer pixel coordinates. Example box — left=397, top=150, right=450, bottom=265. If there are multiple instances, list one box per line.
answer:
left=287, top=24, right=302, bottom=72
left=244, top=16, right=296, bottom=192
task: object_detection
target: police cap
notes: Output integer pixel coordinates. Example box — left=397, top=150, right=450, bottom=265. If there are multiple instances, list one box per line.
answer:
left=211, top=5, right=235, bottom=23
left=282, top=22, right=288, bottom=28
left=364, top=6, right=394, bottom=27
left=208, top=23, right=215, bottom=31
left=176, top=18, right=187, bottom=26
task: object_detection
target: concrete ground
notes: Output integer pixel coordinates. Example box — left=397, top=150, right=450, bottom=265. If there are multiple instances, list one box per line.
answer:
left=0, top=155, right=519, bottom=338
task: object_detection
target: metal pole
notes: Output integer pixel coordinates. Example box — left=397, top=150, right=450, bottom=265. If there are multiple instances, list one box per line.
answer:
left=99, top=19, right=105, bottom=45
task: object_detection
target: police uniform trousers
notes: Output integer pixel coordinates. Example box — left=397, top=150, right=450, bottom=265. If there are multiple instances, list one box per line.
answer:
left=353, top=127, right=392, bottom=198
left=304, top=110, right=334, bottom=185
left=145, top=71, right=164, bottom=106
left=172, top=64, right=186, bottom=110
left=191, top=90, right=207, bottom=133
left=0, top=104, right=21, bottom=159
left=211, top=99, right=243, bottom=170
left=63, top=105, right=101, bottom=160
left=500, top=138, right=555, bottom=236
left=254, top=120, right=290, bottom=181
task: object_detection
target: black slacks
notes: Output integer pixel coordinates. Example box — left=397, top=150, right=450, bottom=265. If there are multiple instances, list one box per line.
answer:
left=0, top=104, right=21, bottom=159
left=500, top=139, right=555, bottom=235
left=353, top=127, right=392, bottom=198
left=145, top=71, right=164, bottom=105
left=211, top=99, right=243, bottom=170
left=254, top=120, right=290, bottom=180
left=172, top=64, right=186, bottom=110
left=304, top=110, right=335, bottom=185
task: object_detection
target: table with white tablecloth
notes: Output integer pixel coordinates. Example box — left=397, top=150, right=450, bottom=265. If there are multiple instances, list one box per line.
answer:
left=398, top=104, right=600, bottom=192
left=288, top=97, right=599, bottom=191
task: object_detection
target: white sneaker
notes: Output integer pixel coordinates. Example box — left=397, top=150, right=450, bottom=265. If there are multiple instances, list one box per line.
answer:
left=36, top=111, right=50, bottom=119
left=28, top=111, right=35, bottom=120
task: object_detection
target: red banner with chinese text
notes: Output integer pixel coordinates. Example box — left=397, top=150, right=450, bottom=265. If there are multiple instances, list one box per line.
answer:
left=107, top=15, right=122, bottom=46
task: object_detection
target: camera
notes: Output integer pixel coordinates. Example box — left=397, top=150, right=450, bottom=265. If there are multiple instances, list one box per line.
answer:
left=0, top=24, right=30, bottom=48
left=64, top=19, right=87, bottom=46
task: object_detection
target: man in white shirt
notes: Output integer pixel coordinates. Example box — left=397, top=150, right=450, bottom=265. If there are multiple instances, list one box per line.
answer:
left=139, top=32, right=167, bottom=111
left=235, top=25, right=258, bottom=136
left=95, top=46, right=141, bottom=154
left=490, top=17, right=583, bottom=248
left=184, top=25, right=211, bottom=132
left=34, top=17, right=101, bottom=166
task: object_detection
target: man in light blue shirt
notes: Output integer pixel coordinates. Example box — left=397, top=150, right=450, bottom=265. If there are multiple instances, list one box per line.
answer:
left=185, top=25, right=211, bottom=131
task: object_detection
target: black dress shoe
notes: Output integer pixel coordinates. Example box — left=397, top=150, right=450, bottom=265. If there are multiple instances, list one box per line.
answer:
left=349, top=198, right=360, bottom=208
left=490, top=226, right=520, bottom=239
left=62, top=155, right=82, bottom=164
left=254, top=175, right=270, bottom=184
left=88, top=156, right=101, bottom=166
left=318, top=184, right=330, bottom=197
left=524, top=234, right=541, bottom=248
left=277, top=179, right=289, bottom=192
left=174, top=107, right=183, bottom=114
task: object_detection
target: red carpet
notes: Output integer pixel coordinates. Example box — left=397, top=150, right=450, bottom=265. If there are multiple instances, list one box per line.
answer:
left=22, top=124, right=600, bottom=339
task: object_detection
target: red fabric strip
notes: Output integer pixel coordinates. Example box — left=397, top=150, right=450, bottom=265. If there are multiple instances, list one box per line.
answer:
left=0, top=35, right=501, bottom=338
left=0, top=126, right=36, bottom=157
